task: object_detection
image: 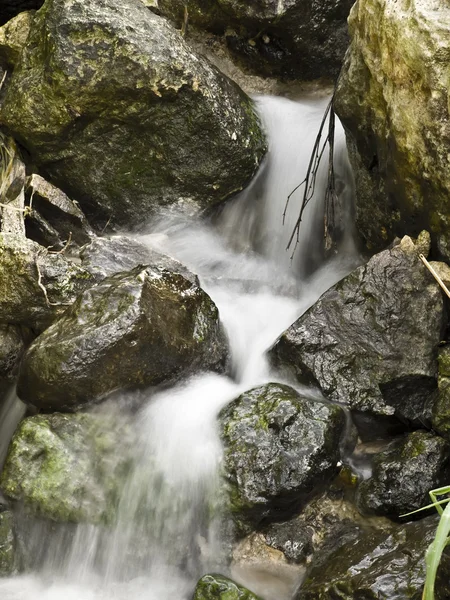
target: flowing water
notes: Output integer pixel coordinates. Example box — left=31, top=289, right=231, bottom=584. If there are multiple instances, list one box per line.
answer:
left=0, top=96, right=360, bottom=600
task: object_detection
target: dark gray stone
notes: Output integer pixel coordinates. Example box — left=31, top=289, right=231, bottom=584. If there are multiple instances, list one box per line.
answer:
left=219, top=383, right=345, bottom=532
left=357, top=431, right=450, bottom=519
left=17, top=265, right=228, bottom=411
left=270, top=235, right=445, bottom=426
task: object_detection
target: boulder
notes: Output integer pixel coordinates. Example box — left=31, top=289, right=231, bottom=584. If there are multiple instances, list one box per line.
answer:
left=219, top=383, right=345, bottom=532
left=155, top=0, right=353, bottom=81
left=0, top=0, right=267, bottom=231
left=297, top=516, right=450, bottom=599
left=0, top=510, right=19, bottom=575
left=334, top=0, right=450, bottom=259
left=0, top=1, right=42, bottom=27
left=193, top=574, right=262, bottom=600
left=0, top=233, right=94, bottom=332
left=17, top=265, right=228, bottom=411
left=431, top=346, right=450, bottom=440
left=0, top=11, right=33, bottom=68
left=79, top=235, right=190, bottom=283
left=0, top=412, right=131, bottom=524
left=357, top=431, right=450, bottom=519
left=270, top=235, right=445, bottom=426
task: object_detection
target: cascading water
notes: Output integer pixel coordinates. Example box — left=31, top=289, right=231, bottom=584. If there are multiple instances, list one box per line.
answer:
left=0, top=95, right=359, bottom=600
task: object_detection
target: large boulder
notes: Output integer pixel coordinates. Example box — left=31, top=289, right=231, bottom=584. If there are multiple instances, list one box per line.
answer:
left=0, top=412, right=131, bottom=524
left=297, top=516, right=450, bottom=599
left=219, top=383, right=345, bottom=532
left=334, top=0, right=450, bottom=258
left=270, top=235, right=445, bottom=426
left=155, top=0, right=353, bottom=81
left=357, top=431, right=450, bottom=519
left=17, top=265, right=228, bottom=411
left=0, top=233, right=94, bottom=332
left=0, top=0, right=267, bottom=230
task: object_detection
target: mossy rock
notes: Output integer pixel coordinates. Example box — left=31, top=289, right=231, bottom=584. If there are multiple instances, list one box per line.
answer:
left=193, top=574, right=262, bottom=600
left=17, top=265, right=228, bottom=411
left=0, top=0, right=266, bottom=230
left=334, top=0, right=450, bottom=259
left=219, top=383, right=345, bottom=532
left=0, top=511, right=20, bottom=575
left=1, top=412, right=131, bottom=524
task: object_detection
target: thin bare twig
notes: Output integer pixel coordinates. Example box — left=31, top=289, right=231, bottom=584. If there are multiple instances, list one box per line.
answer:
left=0, top=70, right=7, bottom=93
left=49, top=231, right=72, bottom=255
left=419, top=254, right=450, bottom=300
left=35, top=258, right=73, bottom=307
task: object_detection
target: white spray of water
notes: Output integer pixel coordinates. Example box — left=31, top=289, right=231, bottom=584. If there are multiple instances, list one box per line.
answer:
left=0, top=95, right=359, bottom=600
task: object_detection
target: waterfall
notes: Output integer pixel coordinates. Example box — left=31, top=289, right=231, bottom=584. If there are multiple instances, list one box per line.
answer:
left=0, top=95, right=358, bottom=600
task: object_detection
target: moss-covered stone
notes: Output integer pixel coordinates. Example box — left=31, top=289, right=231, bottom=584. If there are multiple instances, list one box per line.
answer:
left=193, top=574, right=262, bottom=600
left=0, top=11, right=33, bottom=67
left=356, top=431, right=450, bottom=519
left=0, top=0, right=266, bottom=231
left=335, top=0, right=450, bottom=258
left=0, top=1, right=42, bottom=27
left=0, top=233, right=94, bottom=331
left=0, top=412, right=131, bottom=524
left=17, top=264, right=228, bottom=411
left=270, top=234, right=444, bottom=427
left=219, top=383, right=345, bottom=532
left=431, top=346, right=450, bottom=439
left=156, top=0, right=353, bottom=81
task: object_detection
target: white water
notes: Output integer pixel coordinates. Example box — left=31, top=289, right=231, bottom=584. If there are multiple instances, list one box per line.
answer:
left=0, top=96, right=359, bottom=600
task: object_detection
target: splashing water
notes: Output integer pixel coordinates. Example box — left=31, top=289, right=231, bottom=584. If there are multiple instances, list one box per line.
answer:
left=0, top=95, right=359, bottom=600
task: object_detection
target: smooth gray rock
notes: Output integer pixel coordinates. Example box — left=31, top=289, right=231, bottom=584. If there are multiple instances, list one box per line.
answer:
left=0, top=0, right=266, bottom=231
left=270, top=235, right=445, bottom=425
left=17, top=265, right=228, bottom=411
left=219, top=383, right=345, bottom=531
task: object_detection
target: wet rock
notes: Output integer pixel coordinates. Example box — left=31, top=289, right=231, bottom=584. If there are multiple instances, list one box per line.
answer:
left=0, top=325, right=24, bottom=399
left=357, top=431, right=450, bottom=519
left=193, top=573, right=262, bottom=600
left=0, top=1, right=42, bottom=27
left=334, top=0, right=450, bottom=259
left=297, top=516, right=450, bottom=599
left=431, top=346, right=450, bottom=440
left=270, top=235, right=445, bottom=427
left=0, top=11, right=33, bottom=68
left=0, top=510, right=19, bottom=575
left=156, top=0, right=353, bottom=81
left=219, top=383, right=345, bottom=532
left=24, top=174, right=94, bottom=249
left=0, top=412, right=131, bottom=524
left=0, top=233, right=94, bottom=332
left=0, top=0, right=266, bottom=231
left=79, top=236, right=191, bottom=283
left=17, top=265, right=228, bottom=411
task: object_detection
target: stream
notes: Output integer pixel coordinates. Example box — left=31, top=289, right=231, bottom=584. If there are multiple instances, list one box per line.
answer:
left=0, top=95, right=359, bottom=600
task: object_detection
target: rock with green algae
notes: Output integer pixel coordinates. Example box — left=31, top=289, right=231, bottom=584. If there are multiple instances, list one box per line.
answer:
left=219, top=383, right=345, bottom=532
left=0, top=11, right=34, bottom=68
left=0, top=0, right=266, bottom=231
left=193, top=574, right=262, bottom=600
left=0, top=233, right=94, bottom=332
left=155, top=0, right=353, bottom=81
left=0, top=412, right=131, bottom=524
left=431, top=345, right=450, bottom=440
left=270, top=234, right=445, bottom=428
left=0, top=510, right=20, bottom=575
left=334, top=0, right=450, bottom=259
left=356, top=431, right=450, bottom=519
left=296, top=516, right=450, bottom=600
left=17, top=265, right=228, bottom=411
